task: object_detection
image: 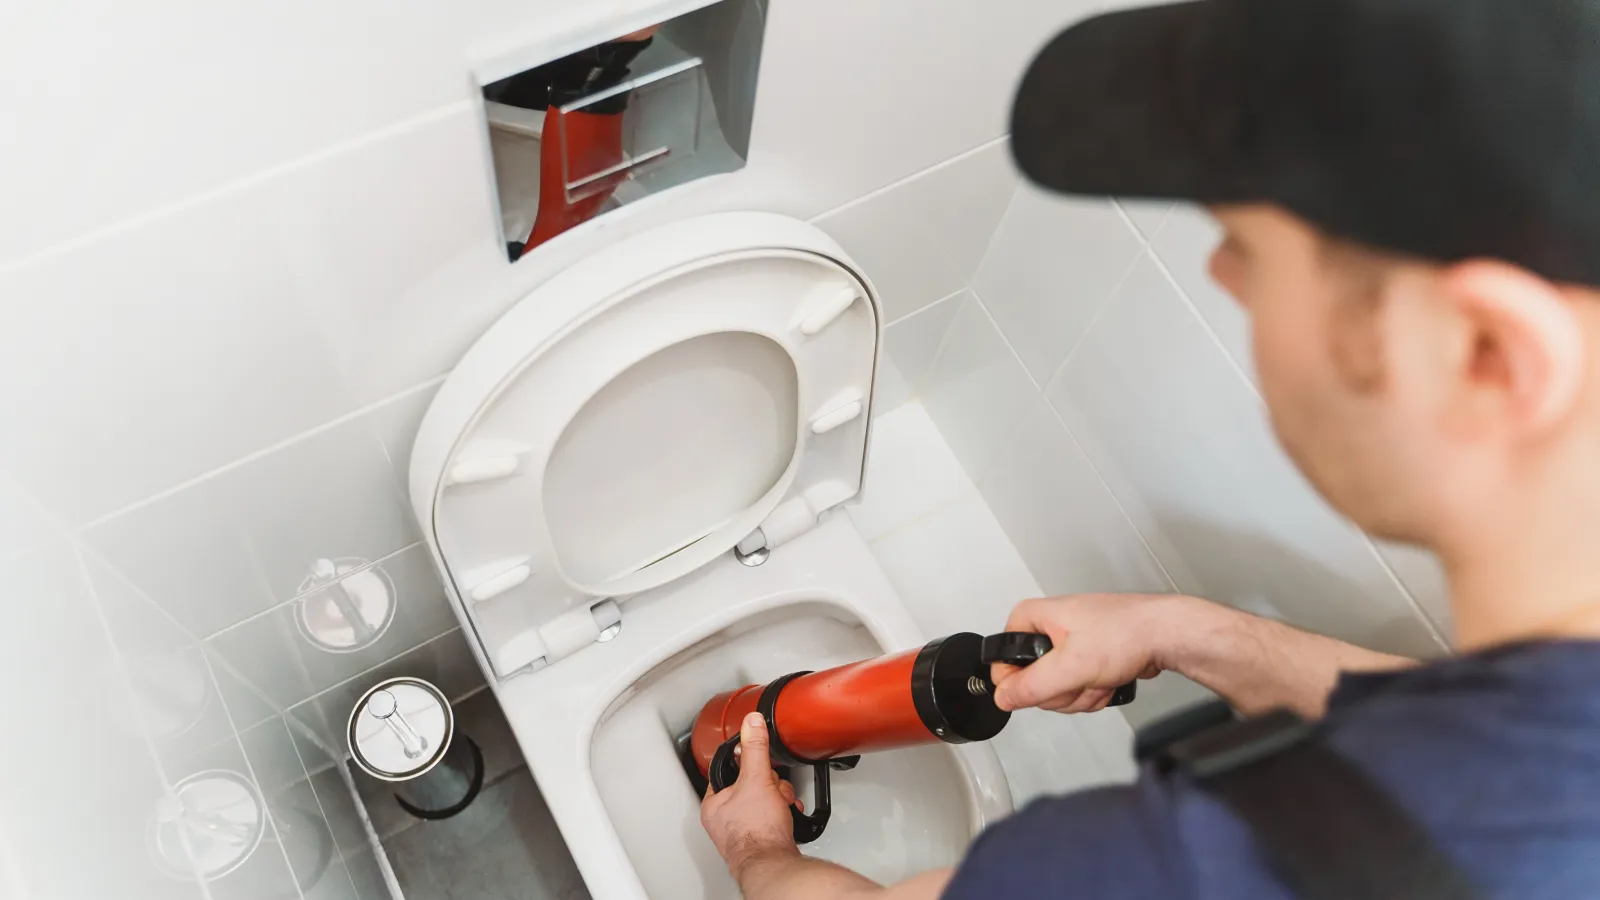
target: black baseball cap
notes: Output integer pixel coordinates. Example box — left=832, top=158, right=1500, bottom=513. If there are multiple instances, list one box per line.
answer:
left=1011, top=0, right=1600, bottom=287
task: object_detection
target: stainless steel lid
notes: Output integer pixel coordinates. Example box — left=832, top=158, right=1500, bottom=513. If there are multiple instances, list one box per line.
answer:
left=348, top=677, right=454, bottom=782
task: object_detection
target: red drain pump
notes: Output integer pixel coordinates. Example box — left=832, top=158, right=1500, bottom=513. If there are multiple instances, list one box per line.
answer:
left=684, top=632, right=1137, bottom=843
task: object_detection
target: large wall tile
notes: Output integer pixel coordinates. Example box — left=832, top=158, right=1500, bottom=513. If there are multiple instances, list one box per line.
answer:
left=868, top=492, right=1044, bottom=641
left=973, top=187, right=1145, bottom=383
left=82, top=556, right=242, bottom=775
left=979, top=401, right=1173, bottom=599
left=921, top=297, right=1039, bottom=484
left=0, top=476, right=52, bottom=562
left=368, top=381, right=444, bottom=495
left=0, top=542, right=205, bottom=898
left=0, top=187, right=353, bottom=526
left=814, top=142, right=1017, bottom=322
left=884, top=291, right=964, bottom=399
left=1049, top=254, right=1445, bottom=658
left=271, top=110, right=510, bottom=408
left=1149, top=204, right=1255, bottom=381
left=0, top=108, right=500, bottom=527
left=0, top=0, right=467, bottom=263
left=849, top=403, right=974, bottom=542
left=84, top=410, right=419, bottom=638
left=208, top=543, right=458, bottom=710
left=747, top=0, right=1096, bottom=218
left=209, top=648, right=285, bottom=734
left=162, top=734, right=308, bottom=900
left=1117, top=198, right=1172, bottom=241
left=286, top=717, right=372, bottom=861
left=239, top=719, right=361, bottom=900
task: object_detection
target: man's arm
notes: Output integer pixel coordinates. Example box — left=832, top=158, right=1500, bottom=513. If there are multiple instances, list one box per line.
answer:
left=700, top=713, right=949, bottom=900
left=992, top=594, right=1414, bottom=718
left=730, top=853, right=949, bottom=900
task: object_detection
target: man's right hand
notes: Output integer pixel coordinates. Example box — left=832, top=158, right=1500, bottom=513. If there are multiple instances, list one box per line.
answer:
left=992, top=593, right=1416, bottom=718
left=989, top=594, right=1187, bottom=714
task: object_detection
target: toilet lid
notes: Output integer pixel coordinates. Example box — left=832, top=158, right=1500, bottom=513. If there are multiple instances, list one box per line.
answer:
left=410, top=213, right=880, bottom=678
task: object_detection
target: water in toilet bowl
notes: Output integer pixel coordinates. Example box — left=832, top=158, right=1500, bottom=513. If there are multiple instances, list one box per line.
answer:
left=589, top=605, right=982, bottom=898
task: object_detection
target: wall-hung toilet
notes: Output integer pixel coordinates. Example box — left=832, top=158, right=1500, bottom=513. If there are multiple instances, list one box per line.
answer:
left=409, top=212, right=1013, bottom=899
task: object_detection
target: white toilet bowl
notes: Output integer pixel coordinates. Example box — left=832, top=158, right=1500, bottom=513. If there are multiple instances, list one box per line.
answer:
left=410, top=213, right=1013, bottom=899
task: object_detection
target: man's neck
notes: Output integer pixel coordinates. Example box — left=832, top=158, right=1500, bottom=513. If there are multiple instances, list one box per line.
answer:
left=1444, top=524, right=1600, bottom=652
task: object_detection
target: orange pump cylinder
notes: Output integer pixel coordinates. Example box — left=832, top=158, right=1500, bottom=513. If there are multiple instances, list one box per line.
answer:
left=689, top=648, right=932, bottom=775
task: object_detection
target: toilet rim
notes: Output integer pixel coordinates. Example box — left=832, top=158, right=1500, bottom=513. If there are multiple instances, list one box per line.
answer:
left=494, top=578, right=1014, bottom=895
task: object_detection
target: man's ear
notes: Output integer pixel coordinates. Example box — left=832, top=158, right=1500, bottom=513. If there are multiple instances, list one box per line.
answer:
left=1437, top=260, right=1584, bottom=436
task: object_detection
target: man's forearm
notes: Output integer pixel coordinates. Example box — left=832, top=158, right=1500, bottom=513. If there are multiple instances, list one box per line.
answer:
left=1159, top=595, right=1415, bottom=717
left=733, top=850, right=950, bottom=900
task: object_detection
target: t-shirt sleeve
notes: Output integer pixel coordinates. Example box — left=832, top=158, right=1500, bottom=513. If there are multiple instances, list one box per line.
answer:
left=941, top=778, right=1196, bottom=900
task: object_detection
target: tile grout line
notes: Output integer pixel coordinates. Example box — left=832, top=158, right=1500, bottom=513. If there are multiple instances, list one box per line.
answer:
left=285, top=628, right=471, bottom=721
left=806, top=135, right=1011, bottom=225
left=1034, top=208, right=1155, bottom=396
left=0, top=102, right=475, bottom=275
left=1355, top=535, right=1453, bottom=651
left=79, top=375, right=446, bottom=532
left=962, top=291, right=1054, bottom=489
left=65, top=544, right=222, bottom=900
left=884, top=284, right=970, bottom=329
left=958, top=201, right=1187, bottom=596
left=205, top=540, right=426, bottom=641
left=965, top=183, right=1025, bottom=297
left=285, top=720, right=368, bottom=896
left=1143, top=239, right=1261, bottom=398
left=1119, top=208, right=1446, bottom=643
left=198, top=653, right=310, bottom=900
left=1062, top=208, right=1446, bottom=644
left=1036, top=393, right=1184, bottom=597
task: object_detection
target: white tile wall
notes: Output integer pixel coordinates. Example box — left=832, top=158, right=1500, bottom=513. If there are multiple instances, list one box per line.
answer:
left=207, top=544, right=460, bottom=709
left=921, top=295, right=1040, bottom=483
left=815, top=140, right=1018, bottom=322
left=0, top=538, right=208, bottom=899
left=1117, top=198, right=1173, bottom=241
left=1149, top=204, right=1255, bottom=381
left=856, top=404, right=1135, bottom=802
left=82, top=410, right=421, bottom=638
left=979, top=400, right=1172, bottom=599
left=0, top=0, right=468, bottom=264
left=975, top=186, right=1144, bottom=383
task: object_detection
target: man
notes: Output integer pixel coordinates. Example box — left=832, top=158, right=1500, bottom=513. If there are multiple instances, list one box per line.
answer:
left=699, top=0, right=1600, bottom=896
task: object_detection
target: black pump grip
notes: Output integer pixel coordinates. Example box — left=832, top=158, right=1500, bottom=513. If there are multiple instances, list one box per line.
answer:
left=980, top=632, right=1138, bottom=707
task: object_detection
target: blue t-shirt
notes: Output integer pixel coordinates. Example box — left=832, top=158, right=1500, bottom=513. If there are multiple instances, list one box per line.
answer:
left=943, top=641, right=1600, bottom=899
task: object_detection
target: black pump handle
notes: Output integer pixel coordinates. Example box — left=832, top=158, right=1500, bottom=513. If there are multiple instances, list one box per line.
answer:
left=708, top=734, right=832, bottom=844
left=979, top=632, right=1138, bottom=708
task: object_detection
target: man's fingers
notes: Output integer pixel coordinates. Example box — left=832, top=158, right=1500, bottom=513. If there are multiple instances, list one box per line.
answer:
left=1064, top=687, right=1112, bottom=714
left=736, top=712, right=772, bottom=780
left=988, top=661, right=1022, bottom=689
left=995, top=643, right=1094, bottom=711
left=1003, top=597, right=1052, bottom=635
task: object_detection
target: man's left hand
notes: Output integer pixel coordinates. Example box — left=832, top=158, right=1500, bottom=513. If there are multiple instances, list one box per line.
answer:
left=700, top=712, right=802, bottom=878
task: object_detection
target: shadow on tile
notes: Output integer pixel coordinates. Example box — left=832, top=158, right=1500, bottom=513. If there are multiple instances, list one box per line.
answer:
left=383, top=769, right=589, bottom=900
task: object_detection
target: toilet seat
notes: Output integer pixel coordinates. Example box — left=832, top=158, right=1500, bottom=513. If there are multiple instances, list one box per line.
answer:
left=410, top=213, right=1015, bottom=899
left=410, top=213, right=881, bottom=679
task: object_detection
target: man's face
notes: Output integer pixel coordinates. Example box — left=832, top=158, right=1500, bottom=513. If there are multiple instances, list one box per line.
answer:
left=1206, top=205, right=1430, bottom=541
